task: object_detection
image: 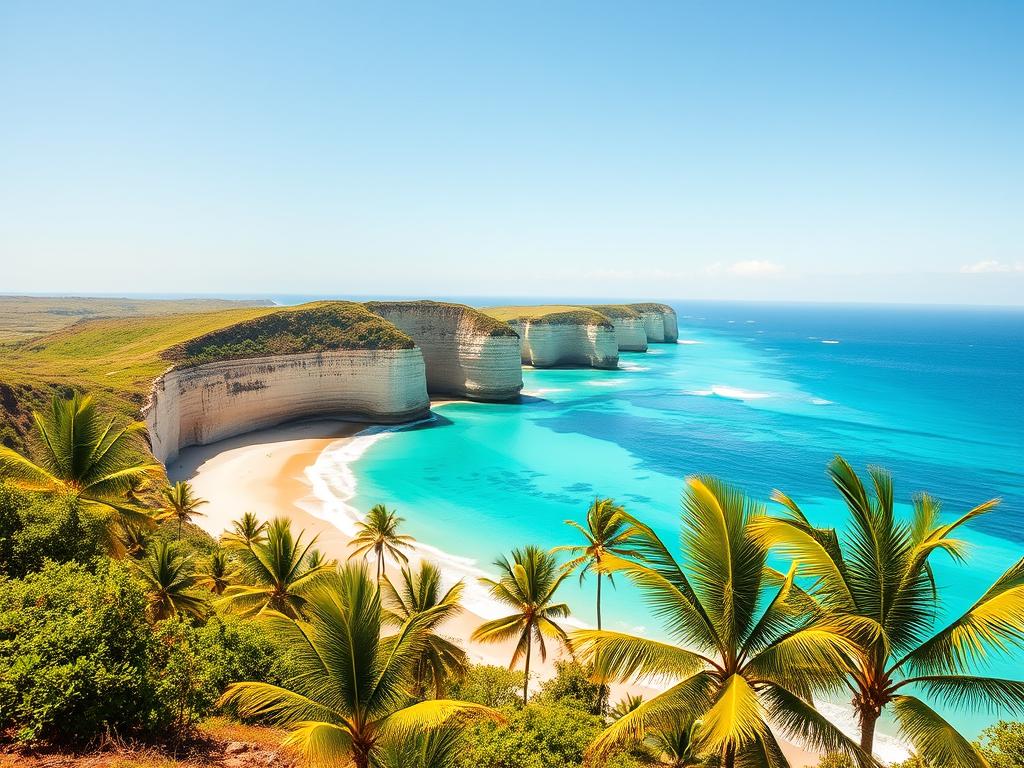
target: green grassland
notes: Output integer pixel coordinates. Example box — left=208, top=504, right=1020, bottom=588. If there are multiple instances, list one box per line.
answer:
left=482, top=305, right=614, bottom=328
left=0, top=302, right=413, bottom=450
left=364, top=300, right=518, bottom=337
left=0, top=295, right=273, bottom=343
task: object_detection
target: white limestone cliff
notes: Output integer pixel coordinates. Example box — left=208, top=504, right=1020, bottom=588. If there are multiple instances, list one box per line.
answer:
left=508, top=320, right=619, bottom=369
left=629, top=304, right=678, bottom=343
left=610, top=317, right=648, bottom=352
left=143, top=349, right=429, bottom=463
left=365, top=302, right=523, bottom=401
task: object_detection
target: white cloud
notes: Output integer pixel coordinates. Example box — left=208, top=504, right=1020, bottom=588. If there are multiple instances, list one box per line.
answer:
left=706, top=260, right=786, bottom=277
left=960, top=260, right=1024, bottom=274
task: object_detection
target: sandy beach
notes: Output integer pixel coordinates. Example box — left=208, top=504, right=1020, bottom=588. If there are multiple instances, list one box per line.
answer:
left=168, top=412, right=819, bottom=767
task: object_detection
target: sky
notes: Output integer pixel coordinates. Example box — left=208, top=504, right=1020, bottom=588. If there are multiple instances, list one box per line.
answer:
left=1, top=2, right=1022, bottom=305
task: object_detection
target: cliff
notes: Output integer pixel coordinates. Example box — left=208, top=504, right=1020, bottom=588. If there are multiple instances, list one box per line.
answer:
left=144, top=349, right=428, bottom=463
left=586, top=305, right=649, bottom=352
left=491, top=309, right=619, bottom=369
left=364, top=301, right=522, bottom=401
left=628, top=303, right=678, bottom=343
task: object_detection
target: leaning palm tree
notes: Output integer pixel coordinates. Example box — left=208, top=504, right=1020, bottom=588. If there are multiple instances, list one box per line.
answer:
left=133, top=540, right=207, bottom=621
left=574, top=476, right=869, bottom=768
left=197, top=547, right=235, bottom=595
left=382, top=561, right=469, bottom=698
left=472, top=545, right=572, bottom=705
left=348, top=504, right=416, bottom=583
left=552, top=497, right=640, bottom=631
left=218, top=517, right=334, bottom=618
left=221, top=511, right=268, bottom=549
left=160, top=480, right=207, bottom=539
left=755, top=456, right=1024, bottom=766
left=0, top=393, right=162, bottom=553
left=220, top=564, right=502, bottom=768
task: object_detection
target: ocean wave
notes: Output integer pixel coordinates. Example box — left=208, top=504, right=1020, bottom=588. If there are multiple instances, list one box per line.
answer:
left=822, top=339, right=841, bottom=345
left=521, top=387, right=570, bottom=396
left=686, top=385, right=775, bottom=401
left=586, top=379, right=625, bottom=387
left=811, top=397, right=834, bottom=405
left=677, top=339, right=703, bottom=345
left=619, top=362, right=651, bottom=372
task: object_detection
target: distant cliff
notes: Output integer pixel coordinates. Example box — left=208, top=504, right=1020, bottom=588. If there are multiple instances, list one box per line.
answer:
left=364, top=301, right=522, bottom=401
left=493, top=309, right=618, bottom=369
left=628, top=303, right=678, bottom=343
left=586, top=305, right=649, bottom=352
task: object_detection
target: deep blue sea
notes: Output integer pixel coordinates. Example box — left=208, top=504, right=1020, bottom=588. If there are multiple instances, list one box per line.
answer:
left=309, top=298, right=1022, bottom=740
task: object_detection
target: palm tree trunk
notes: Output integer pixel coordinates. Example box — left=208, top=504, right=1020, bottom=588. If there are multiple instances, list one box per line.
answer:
left=596, top=572, right=602, bottom=631
left=522, top=635, right=532, bottom=706
left=859, top=709, right=878, bottom=756
left=724, top=744, right=736, bottom=768
left=353, top=746, right=371, bottom=768
left=376, top=551, right=383, bottom=584
left=177, top=517, right=182, bottom=540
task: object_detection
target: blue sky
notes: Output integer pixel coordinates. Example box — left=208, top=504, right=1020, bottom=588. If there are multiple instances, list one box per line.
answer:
left=2, top=2, right=1022, bottom=304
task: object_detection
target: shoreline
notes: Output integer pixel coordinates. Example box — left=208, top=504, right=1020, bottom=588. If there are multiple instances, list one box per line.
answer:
left=169, top=412, right=839, bottom=768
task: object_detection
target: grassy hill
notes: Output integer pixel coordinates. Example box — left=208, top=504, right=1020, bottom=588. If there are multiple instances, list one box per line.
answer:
left=0, top=295, right=273, bottom=343
left=482, top=305, right=614, bottom=327
left=0, top=302, right=413, bottom=450
left=364, top=300, right=518, bottom=337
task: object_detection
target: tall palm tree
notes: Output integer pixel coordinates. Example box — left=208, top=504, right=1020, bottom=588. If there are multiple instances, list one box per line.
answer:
left=218, top=517, right=334, bottom=618
left=755, top=456, right=1024, bottom=766
left=219, top=564, right=502, bottom=768
left=197, top=547, right=235, bottom=595
left=573, top=476, right=869, bottom=768
left=221, top=511, right=268, bottom=549
left=382, top=561, right=469, bottom=698
left=471, top=545, right=572, bottom=705
left=0, top=393, right=162, bottom=553
left=348, top=504, right=415, bottom=583
left=160, top=480, right=207, bottom=539
left=133, top=540, right=207, bottom=621
left=552, top=497, right=639, bottom=631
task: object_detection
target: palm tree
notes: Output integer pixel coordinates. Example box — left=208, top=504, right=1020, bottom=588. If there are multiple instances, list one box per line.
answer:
left=755, top=456, right=1024, bottom=766
left=382, top=561, right=469, bottom=698
left=221, top=511, right=268, bottom=549
left=305, top=547, right=335, bottom=570
left=573, top=476, right=869, bottom=768
left=133, top=540, right=207, bottom=621
left=219, top=564, right=502, bottom=768
left=119, top=521, right=151, bottom=558
left=218, top=517, right=334, bottom=618
left=610, top=693, right=645, bottom=721
left=0, top=393, right=162, bottom=553
left=160, top=480, right=207, bottom=539
left=553, top=497, right=640, bottom=631
left=197, top=547, right=235, bottom=595
left=634, top=718, right=705, bottom=768
left=471, top=545, right=572, bottom=705
left=348, top=504, right=415, bottom=583
left=374, top=723, right=465, bottom=768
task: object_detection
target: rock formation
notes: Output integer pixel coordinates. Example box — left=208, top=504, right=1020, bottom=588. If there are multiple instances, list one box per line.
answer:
left=364, top=301, right=522, bottom=401
left=587, top=305, right=649, bottom=352
left=506, top=311, right=619, bottom=369
left=628, top=303, right=678, bottom=343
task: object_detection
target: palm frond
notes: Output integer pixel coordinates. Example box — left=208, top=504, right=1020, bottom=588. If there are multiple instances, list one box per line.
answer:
left=890, top=695, right=988, bottom=768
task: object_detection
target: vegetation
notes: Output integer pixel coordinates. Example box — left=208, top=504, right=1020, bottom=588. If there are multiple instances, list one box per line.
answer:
left=484, top=305, right=615, bottom=328
left=160, top=480, right=207, bottom=539
left=221, top=511, right=268, bottom=549
left=365, top=300, right=518, bottom=337
left=472, top=545, right=572, bottom=705
left=348, top=503, right=416, bottom=583
left=755, top=456, right=1024, bottom=764
left=220, top=564, right=502, bottom=768
left=133, top=540, right=207, bottom=621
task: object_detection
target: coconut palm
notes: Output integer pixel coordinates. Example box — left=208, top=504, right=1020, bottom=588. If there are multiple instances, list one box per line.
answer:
left=382, top=561, right=469, bottom=698
left=755, top=456, right=1024, bottom=766
left=348, top=504, right=415, bottom=583
left=374, top=723, right=465, bottom=768
left=633, top=718, right=705, bottom=768
left=471, top=545, right=572, bottom=705
left=573, top=476, right=869, bottom=768
left=305, top=547, right=335, bottom=570
left=197, top=548, right=235, bottom=595
left=119, top=521, right=152, bottom=558
left=219, top=563, right=502, bottom=768
left=218, top=517, right=334, bottom=618
left=0, top=393, right=161, bottom=553
left=160, top=480, right=207, bottom=539
left=610, top=693, right=645, bottom=721
left=133, top=540, right=207, bottom=621
left=222, top=511, right=268, bottom=550
left=553, top=497, right=640, bottom=631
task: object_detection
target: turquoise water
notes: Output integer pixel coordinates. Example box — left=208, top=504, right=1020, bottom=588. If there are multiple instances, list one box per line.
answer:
left=345, top=301, right=1023, bottom=737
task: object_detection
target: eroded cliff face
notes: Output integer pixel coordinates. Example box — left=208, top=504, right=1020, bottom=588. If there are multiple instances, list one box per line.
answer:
left=610, top=318, right=648, bottom=352
left=508, top=321, right=619, bottom=369
left=365, top=302, right=522, bottom=401
left=629, top=304, right=678, bottom=343
left=144, top=349, right=429, bottom=463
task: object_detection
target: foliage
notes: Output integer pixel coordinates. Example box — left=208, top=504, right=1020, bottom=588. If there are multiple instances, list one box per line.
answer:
left=221, top=511, right=268, bottom=549
left=0, top=393, right=162, bottom=555
left=534, top=661, right=604, bottom=714
left=0, top=483, right=108, bottom=577
left=472, top=545, right=572, bottom=705
left=218, top=516, right=333, bottom=618
left=817, top=753, right=856, bottom=768
left=196, top=548, right=236, bottom=595
left=365, top=300, right=518, bottom=338
left=976, top=720, right=1024, bottom=768
left=348, top=503, right=416, bottom=582
left=757, top=456, right=1024, bottom=764
left=448, top=664, right=525, bottom=710
left=133, top=540, right=208, bottom=621
left=574, top=475, right=869, bottom=768
left=159, top=480, right=207, bottom=539
left=0, top=559, right=157, bottom=742
left=382, top=561, right=469, bottom=698
left=220, top=563, right=502, bottom=768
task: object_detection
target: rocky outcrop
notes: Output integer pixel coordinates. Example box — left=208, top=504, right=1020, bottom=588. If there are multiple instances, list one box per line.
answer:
left=628, top=303, right=678, bottom=343
left=143, top=349, right=429, bottom=463
left=508, top=318, right=618, bottom=369
left=586, top=306, right=649, bottom=352
left=364, top=301, right=522, bottom=401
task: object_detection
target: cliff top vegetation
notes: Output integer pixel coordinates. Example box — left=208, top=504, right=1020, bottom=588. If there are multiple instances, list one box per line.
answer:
left=364, top=300, right=518, bottom=337
left=484, top=305, right=615, bottom=328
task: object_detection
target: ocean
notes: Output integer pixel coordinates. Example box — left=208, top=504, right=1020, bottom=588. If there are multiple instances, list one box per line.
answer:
left=298, top=299, right=1023, bottom=745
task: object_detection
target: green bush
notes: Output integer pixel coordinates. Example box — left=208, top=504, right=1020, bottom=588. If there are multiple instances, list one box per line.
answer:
left=448, top=664, right=524, bottom=709
left=0, top=559, right=156, bottom=742
left=0, top=484, right=108, bottom=577
left=977, top=721, right=1024, bottom=768
left=535, top=660, right=604, bottom=714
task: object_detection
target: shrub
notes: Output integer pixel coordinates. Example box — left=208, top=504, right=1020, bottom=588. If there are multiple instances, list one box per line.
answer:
left=0, top=560, right=156, bottom=742
left=977, top=721, right=1024, bottom=768
left=535, top=660, right=603, bottom=714
left=817, top=753, right=855, bottom=768
left=448, top=664, right=524, bottom=709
